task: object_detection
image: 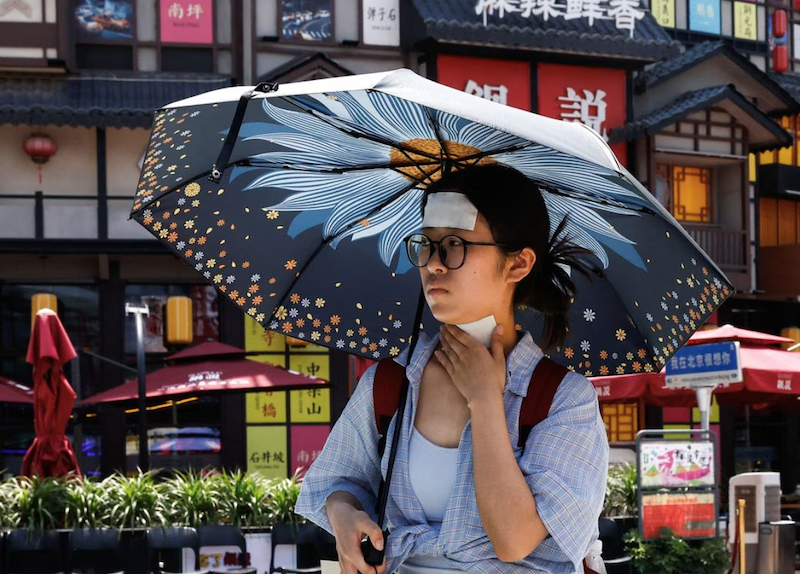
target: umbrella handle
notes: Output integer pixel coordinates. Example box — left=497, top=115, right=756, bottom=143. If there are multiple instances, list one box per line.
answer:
left=209, top=81, right=279, bottom=183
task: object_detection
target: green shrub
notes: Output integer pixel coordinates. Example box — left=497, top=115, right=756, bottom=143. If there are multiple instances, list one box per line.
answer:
left=216, top=470, right=275, bottom=528
left=106, top=470, right=166, bottom=529
left=605, top=463, right=638, bottom=517
left=625, top=528, right=730, bottom=574
left=6, top=474, right=72, bottom=531
left=266, top=470, right=305, bottom=525
left=160, top=469, right=222, bottom=527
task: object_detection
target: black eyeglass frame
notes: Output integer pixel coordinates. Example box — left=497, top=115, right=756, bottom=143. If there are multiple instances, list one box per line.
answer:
left=404, top=233, right=508, bottom=270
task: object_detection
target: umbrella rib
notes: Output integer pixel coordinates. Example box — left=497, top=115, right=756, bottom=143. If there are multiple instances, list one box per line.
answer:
left=273, top=178, right=422, bottom=315
left=422, top=107, right=452, bottom=174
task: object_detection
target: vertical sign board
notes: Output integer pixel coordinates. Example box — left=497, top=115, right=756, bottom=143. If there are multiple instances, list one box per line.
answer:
left=362, top=0, right=400, bottom=46
left=689, top=0, right=722, bottom=34
left=734, top=2, right=758, bottom=41
left=246, top=426, right=288, bottom=479
left=160, top=0, right=214, bottom=43
left=651, top=0, right=676, bottom=27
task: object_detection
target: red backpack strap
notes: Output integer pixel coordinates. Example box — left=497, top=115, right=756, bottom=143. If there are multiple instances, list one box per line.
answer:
left=518, top=356, right=569, bottom=448
left=373, top=358, right=405, bottom=456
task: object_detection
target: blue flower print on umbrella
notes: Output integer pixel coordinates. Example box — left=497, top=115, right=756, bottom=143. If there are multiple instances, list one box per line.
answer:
left=130, top=69, right=734, bottom=376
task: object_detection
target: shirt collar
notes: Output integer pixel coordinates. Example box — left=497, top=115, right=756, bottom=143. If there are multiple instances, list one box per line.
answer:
left=396, top=329, right=544, bottom=397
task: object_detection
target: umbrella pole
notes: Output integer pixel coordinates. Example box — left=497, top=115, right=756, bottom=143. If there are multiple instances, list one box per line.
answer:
left=126, top=303, right=150, bottom=472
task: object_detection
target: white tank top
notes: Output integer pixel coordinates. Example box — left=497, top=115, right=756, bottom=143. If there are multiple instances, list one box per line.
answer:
left=408, top=426, right=459, bottom=522
left=399, top=427, right=463, bottom=574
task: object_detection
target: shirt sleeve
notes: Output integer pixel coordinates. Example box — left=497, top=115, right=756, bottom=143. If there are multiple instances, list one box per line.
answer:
left=295, top=364, right=384, bottom=533
left=520, top=370, right=609, bottom=569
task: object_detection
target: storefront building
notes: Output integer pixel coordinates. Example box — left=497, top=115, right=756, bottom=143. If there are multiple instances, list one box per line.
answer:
left=2, top=0, right=800, bottom=487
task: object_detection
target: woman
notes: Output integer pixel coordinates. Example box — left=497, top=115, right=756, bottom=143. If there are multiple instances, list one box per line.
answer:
left=295, top=164, right=609, bottom=574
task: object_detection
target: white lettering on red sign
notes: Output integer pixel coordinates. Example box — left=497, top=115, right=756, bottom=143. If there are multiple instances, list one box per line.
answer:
left=465, top=79, right=509, bottom=105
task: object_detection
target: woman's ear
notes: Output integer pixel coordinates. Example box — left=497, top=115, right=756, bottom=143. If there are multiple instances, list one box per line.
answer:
left=506, top=247, right=536, bottom=285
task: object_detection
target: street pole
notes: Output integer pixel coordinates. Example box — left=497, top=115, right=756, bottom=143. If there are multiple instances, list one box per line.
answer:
left=126, top=303, right=150, bottom=472
left=694, top=385, right=715, bottom=431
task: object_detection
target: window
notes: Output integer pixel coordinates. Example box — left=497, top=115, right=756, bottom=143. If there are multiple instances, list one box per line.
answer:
left=656, top=164, right=714, bottom=223
left=760, top=197, right=800, bottom=246
left=280, top=0, right=333, bottom=42
left=124, top=284, right=219, bottom=355
left=74, top=0, right=234, bottom=74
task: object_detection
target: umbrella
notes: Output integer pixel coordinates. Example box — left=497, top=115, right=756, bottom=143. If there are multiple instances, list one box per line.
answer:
left=591, top=325, right=800, bottom=406
left=22, top=308, right=81, bottom=478
left=129, top=69, right=733, bottom=375
left=0, top=376, right=34, bottom=404
left=80, top=340, right=326, bottom=405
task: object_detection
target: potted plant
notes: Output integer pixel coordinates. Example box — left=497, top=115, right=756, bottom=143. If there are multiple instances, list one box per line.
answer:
left=6, top=474, right=72, bottom=531
left=604, top=463, right=639, bottom=537
left=160, top=469, right=222, bottom=528
left=624, top=527, right=730, bottom=574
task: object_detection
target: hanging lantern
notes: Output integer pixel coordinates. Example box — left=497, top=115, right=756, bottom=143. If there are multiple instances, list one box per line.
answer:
left=781, top=326, right=800, bottom=350
left=773, top=45, right=789, bottom=74
left=22, top=134, right=58, bottom=185
left=773, top=9, right=787, bottom=38
left=164, top=296, right=193, bottom=345
left=31, top=293, right=58, bottom=326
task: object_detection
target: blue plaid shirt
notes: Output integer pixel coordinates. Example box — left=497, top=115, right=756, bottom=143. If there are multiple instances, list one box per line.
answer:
left=296, top=332, right=609, bottom=574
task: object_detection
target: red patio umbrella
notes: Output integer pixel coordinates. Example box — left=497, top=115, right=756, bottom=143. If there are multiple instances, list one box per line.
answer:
left=590, top=325, right=800, bottom=407
left=21, top=308, right=81, bottom=478
left=0, top=376, right=34, bottom=404
left=80, top=340, right=327, bottom=405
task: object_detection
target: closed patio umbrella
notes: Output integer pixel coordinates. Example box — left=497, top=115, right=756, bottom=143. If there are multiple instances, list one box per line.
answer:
left=21, top=308, right=81, bottom=478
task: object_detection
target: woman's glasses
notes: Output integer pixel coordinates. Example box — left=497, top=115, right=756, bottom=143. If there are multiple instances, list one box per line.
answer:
left=404, top=233, right=506, bottom=270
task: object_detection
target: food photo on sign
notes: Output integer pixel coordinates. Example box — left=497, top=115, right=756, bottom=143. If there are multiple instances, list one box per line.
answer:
left=75, top=0, right=132, bottom=40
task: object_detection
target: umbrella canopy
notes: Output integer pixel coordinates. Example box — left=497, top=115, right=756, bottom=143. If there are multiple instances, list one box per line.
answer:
left=591, top=324, right=800, bottom=406
left=22, top=308, right=81, bottom=478
left=80, top=344, right=327, bottom=405
left=130, top=69, right=733, bottom=376
left=0, top=376, right=34, bottom=404
left=166, top=340, right=248, bottom=361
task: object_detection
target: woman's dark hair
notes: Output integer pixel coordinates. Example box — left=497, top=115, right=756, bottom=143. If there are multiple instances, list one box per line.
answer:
left=423, top=163, right=593, bottom=351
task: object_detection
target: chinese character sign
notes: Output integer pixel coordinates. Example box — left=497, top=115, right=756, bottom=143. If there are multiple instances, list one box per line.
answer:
left=290, top=388, right=330, bottom=423
left=537, top=64, right=628, bottom=166
left=474, top=0, right=646, bottom=37
left=246, top=391, right=287, bottom=424
left=437, top=55, right=531, bottom=111
left=160, top=0, right=213, bottom=44
left=363, top=0, right=399, bottom=46
left=689, top=0, right=721, bottom=35
left=291, top=425, right=330, bottom=476
left=665, top=341, right=742, bottom=388
left=246, top=426, right=288, bottom=478
left=244, top=316, right=287, bottom=353
left=639, top=441, right=715, bottom=487
left=651, top=0, right=675, bottom=28
left=734, top=2, right=757, bottom=40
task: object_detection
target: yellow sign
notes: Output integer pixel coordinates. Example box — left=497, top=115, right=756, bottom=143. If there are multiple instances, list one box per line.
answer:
left=244, top=315, right=286, bottom=352
left=290, top=340, right=329, bottom=354
left=651, top=0, right=675, bottom=28
left=734, top=2, right=757, bottom=40
left=246, top=426, right=288, bottom=478
left=246, top=391, right=287, bottom=424
left=290, top=388, right=331, bottom=423
left=289, top=354, right=329, bottom=380
left=249, top=354, right=286, bottom=368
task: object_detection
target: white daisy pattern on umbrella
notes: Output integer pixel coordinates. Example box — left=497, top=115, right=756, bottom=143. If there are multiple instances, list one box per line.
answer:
left=245, top=92, right=648, bottom=272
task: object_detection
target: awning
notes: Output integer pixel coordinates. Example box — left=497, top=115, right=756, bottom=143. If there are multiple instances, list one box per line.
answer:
left=0, top=71, right=232, bottom=129
left=0, top=376, right=33, bottom=404
left=403, top=0, right=680, bottom=62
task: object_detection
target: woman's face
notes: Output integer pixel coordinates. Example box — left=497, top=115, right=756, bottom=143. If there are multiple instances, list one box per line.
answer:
left=419, top=215, right=514, bottom=325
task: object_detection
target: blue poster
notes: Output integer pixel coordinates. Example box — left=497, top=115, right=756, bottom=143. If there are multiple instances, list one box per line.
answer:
left=689, top=0, right=721, bottom=34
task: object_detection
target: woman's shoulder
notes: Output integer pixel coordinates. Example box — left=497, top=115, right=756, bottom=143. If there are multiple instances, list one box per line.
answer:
left=551, top=366, right=599, bottom=410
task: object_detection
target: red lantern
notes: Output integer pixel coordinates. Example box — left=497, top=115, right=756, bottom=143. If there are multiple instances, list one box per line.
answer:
left=774, top=45, right=789, bottom=74
left=22, top=133, right=58, bottom=184
left=773, top=9, right=787, bottom=38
